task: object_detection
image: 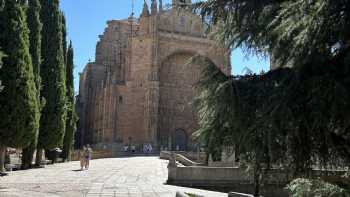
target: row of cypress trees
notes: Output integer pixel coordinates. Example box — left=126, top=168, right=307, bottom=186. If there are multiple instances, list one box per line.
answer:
left=0, top=0, right=76, bottom=172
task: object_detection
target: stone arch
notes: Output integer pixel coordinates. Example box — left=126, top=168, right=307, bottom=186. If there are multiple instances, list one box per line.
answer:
left=173, top=128, right=187, bottom=151
left=160, top=49, right=216, bottom=67
left=158, top=50, right=216, bottom=151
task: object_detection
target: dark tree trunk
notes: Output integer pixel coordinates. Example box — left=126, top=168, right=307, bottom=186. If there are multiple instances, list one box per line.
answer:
left=253, top=161, right=261, bottom=197
left=35, top=148, right=43, bottom=166
left=45, top=149, right=56, bottom=164
left=21, top=142, right=36, bottom=169
left=0, top=146, right=6, bottom=173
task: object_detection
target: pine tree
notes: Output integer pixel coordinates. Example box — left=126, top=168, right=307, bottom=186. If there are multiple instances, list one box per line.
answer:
left=194, top=0, right=350, bottom=67
left=194, top=1, right=350, bottom=196
left=62, top=41, right=77, bottom=161
left=36, top=0, right=66, bottom=165
left=21, top=0, right=42, bottom=169
left=0, top=0, right=40, bottom=172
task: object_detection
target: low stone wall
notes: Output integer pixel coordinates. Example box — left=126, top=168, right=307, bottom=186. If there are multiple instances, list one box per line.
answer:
left=159, top=151, right=172, bottom=160
left=167, top=165, right=288, bottom=197
left=160, top=151, right=204, bottom=166
left=72, top=149, right=112, bottom=161
left=168, top=166, right=250, bottom=183
left=183, top=151, right=207, bottom=163
left=167, top=163, right=348, bottom=197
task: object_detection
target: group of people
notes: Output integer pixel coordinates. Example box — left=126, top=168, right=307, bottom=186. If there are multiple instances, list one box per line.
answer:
left=122, top=144, right=153, bottom=154
left=143, top=144, right=153, bottom=153
left=78, top=145, right=93, bottom=170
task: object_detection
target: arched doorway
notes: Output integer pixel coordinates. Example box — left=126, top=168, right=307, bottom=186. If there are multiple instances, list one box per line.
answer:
left=158, top=51, right=217, bottom=151
left=173, top=129, right=187, bottom=151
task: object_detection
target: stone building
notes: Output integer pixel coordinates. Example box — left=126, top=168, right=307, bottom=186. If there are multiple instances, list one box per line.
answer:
left=76, top=0, right=231, bottom=152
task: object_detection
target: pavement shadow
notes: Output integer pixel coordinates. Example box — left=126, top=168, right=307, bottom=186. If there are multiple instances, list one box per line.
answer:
left=72, top=169, right=84, bottom=172
left=0, top=172, right=8, bottom=177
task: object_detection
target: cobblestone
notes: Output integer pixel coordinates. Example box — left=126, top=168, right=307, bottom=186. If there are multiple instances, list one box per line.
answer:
left=0, top=157, right=227, bottom=197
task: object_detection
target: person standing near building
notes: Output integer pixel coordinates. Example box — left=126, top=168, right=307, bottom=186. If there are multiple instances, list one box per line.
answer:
left=78, top=146, right=86, bottom=170
left=84, top=145, right=93, bottom=169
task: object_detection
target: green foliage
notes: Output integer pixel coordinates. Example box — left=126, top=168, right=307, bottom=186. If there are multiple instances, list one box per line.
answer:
left=194, top=58, right=236, bottom=155
left=0, top=0, right=40, bottom=148
left=61, top=12, right=67, bottom=64
left=21, top=0, right=42, bottom=169
left=65, top=41, right=74, bottom=102
left=27, top=0, right=42, bottom=93
left=196, top=59, right=350, bottom=175
left=286, top=178, right=349, bottom=197
left=193, top=0, right=350, bottom=67
left=0, top=50, right=3, bottom=66
left=0, top=50, right=4, bottom=92
left=0, top=0, right=4, bottom=10
left=37, top=0, right=66, bottom=150
left=19, top=0, right=28, bottom=5
left=193, top=2, right=350, bottom=197
left=62, top=41, right=77, bottom=161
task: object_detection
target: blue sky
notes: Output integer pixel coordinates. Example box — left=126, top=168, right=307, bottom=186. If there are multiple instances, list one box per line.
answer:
left=60, top=0, right=270, bottom=93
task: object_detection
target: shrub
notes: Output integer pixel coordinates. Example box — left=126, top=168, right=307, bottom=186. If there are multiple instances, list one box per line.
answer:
left=286, top=178, right=349, bottom=197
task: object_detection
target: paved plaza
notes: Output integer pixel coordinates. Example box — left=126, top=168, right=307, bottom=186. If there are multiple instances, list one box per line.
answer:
left=0, top=156, right=227, bottom=197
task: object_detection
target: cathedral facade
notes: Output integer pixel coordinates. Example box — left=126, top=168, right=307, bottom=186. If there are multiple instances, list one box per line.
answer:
left=76, top=0, right=231, bottom=151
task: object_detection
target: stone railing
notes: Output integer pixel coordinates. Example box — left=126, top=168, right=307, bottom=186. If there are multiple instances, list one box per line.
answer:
left=228, top=192, right=254, bottom=197
left=160, top=151, right=204, bottom=166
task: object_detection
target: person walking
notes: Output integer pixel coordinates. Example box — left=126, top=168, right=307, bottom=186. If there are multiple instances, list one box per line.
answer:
left=78, top=146, right=86, bottom=170
left=84, top=144, right=93, bottom=170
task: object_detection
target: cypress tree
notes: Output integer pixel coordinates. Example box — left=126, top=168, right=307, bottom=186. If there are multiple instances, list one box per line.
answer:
left=0, top=1, right=3, bottom=93
left=45, top=10, right=68, bottom=163
left=0, top=50, right=4, bottom=93
left=62, top=41, right=77, bottom=161
left=61, top=12, right=67, bottom=64
left=0, top=0, right=40, bottom=172
left=21, top=0, right=42, bottom=169
left=36, top=0, right=66, bottom=165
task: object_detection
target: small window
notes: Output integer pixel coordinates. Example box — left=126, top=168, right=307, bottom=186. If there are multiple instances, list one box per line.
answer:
left=119, top=96, right=123, bottom=104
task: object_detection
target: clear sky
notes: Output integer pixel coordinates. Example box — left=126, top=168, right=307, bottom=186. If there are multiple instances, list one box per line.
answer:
left=60, top=0, right=270, bottom=93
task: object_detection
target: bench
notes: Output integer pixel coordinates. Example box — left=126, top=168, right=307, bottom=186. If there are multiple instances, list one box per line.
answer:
left=5, top=154, right=21, bottom=171
left=40, top=159, right=52, bottom=165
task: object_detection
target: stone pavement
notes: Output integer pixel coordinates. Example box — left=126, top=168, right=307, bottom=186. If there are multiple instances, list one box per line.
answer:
left=0, top=156, right=227, bottom=197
